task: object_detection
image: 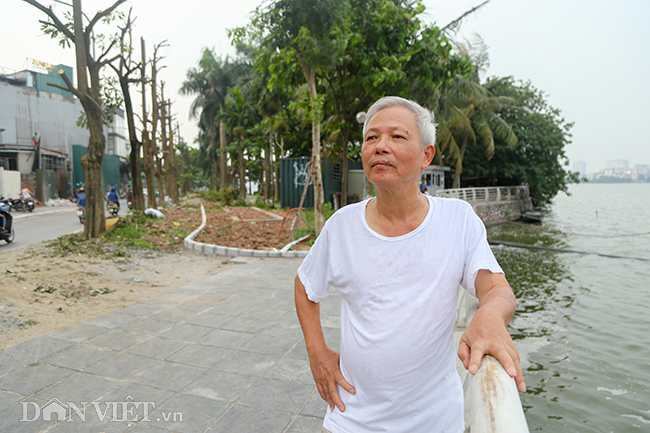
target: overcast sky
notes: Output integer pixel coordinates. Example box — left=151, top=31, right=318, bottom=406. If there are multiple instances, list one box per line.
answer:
left=4, top=0, right=649, bottom=173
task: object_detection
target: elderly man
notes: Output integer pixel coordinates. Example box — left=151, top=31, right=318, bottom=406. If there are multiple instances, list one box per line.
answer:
left=295, top=96, right=525, bottom=433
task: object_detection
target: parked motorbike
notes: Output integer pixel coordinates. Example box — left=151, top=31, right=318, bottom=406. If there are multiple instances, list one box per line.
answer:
left=0, top=208, right=15, bottom=244
left=23, top=197, right=35, bottom=212
left=127, top=199, right=133, bottom=210
left=107, top=202, right=119, bottom=217
left=9, top=196, right=23, bottom=212
left=77, top=206, right=85, bottom=224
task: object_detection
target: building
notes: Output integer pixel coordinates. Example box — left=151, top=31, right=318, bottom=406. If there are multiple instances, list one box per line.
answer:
left=0, top=60, right=128, bottom=200
left=573, top=161, right=586, bottom=177
left=605, top=159, right=628, bottom=174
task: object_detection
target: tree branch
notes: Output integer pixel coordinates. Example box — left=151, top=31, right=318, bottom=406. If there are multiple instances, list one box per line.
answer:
left=23, top=0, right=74, bottom=40
left=87, top=0, right=127, bottom=32
left=51, top=69, right=81, bottom=99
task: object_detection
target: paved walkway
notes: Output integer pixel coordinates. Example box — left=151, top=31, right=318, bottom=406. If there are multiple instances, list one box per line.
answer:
left=0, top=256, right=340, bottom=433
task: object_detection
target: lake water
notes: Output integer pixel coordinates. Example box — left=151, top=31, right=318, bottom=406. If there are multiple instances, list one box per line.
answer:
left=487, top=183, right=650, bottom=432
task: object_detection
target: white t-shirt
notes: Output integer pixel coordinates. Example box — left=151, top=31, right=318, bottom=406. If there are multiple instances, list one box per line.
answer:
left=297, top=195, right=503, bottom=433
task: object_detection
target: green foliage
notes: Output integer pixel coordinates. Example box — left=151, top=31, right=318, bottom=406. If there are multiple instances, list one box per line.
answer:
left=462, top=77, right=578, bottom=203
left=220, top=186, right=240, bottom=206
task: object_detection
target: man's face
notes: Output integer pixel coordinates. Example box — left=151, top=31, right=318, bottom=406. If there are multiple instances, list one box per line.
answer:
left=361, top=106, right=434, bottom=189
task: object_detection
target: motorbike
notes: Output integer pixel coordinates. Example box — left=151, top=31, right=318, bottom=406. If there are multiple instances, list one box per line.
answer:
left=0, top=208, right=15, bottom=244
left=127, top=199, right=133, bottom=210
left=0, top=196, right=11, bottom=212
left=107, top=202, right=119, bottom=217
left=77, top=205, right=85, bottom=224
left=23, top=197, right=35, bottom=212
left=9, top=196, right=23, bottom=212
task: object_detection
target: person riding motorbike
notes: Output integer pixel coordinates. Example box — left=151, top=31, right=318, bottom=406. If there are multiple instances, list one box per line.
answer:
left=77, top=188, right=86, bottom=207
left=0, top=198, right=10, bottom=231
left=107, top=187, right=120, bottom=208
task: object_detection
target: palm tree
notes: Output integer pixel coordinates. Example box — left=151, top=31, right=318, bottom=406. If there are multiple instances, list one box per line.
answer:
left=180, top=49, right=234, bottom=189
left=432, top=37, right=518, bottom=188
left=220, top=87, right=255, bottom=199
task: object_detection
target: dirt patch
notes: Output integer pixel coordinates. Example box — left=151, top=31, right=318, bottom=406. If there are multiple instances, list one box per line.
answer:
left=0, top=243, right=236, bottom=350
left=196, top=206, right=311, bottom=251
left=0, top=204, right=311, bottom=350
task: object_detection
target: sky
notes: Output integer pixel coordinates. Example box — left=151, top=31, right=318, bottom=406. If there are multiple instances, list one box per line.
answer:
left=3, top=0, right=649, bottom=173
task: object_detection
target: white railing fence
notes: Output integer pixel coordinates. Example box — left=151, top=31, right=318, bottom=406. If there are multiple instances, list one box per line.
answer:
left=437, top=186, right=529, bottom=203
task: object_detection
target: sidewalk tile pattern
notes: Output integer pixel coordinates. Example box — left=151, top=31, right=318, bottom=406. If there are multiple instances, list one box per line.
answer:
left=0, top=257, right=337, bottom=433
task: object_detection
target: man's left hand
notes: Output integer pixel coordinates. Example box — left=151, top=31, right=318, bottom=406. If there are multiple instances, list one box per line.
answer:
left=458, top=270, right=527, bottom=392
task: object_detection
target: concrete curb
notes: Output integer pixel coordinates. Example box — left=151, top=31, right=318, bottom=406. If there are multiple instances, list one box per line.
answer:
left=183, top=204, right=308, bottom=259
left=11, top=207, right=77, bottom=220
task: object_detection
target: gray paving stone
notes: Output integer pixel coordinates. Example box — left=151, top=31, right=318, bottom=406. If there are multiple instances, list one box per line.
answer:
left=147, top=393, right=230, bottom=433
left=0, top=363, right=74, bottom=395
left=0, top=399, right=59, bottom=433
left=239, top=307, right=288, bottom=322
left=132, top=361, right=206, bottom=392
left=239, top=378, right=313, bottom=413
left=2, top=336, right=75, bottom=361
left=320, top=313, right=341, bottom=329
left=41, top=344, right=115, bottom=371
left=0, top=353, right=32, bottom=376
left=83, top=329, right=151, bottom=351
left=117, top=317, right=175, bottom=335
left=124, top=337, right=189, bottom=360
left=166, top=344, right=233, bottom=369
left=299, top=390, right=327, bottom=418
left=240, top=334, right=300, bottom=357
left=80, top=312, right=139, bottom=329
left=0, top=390, right=23, bottom=410
left=265, top=357, right=314, bottom=385
left=259, top=322, right=303, bottom=341
left=98, top=382, right=175, bottom=413
left=117, top=304, right=163, bottom=317
left=184, top=312, right=233, bottom=328
left=158, top=323, right=214, bottom=342
left=182, top=369, right=258, bottom=402
left=33, top=371, right=121, bottom=403
left=287, top=415, right=325, bottom=432
left=208, top=404, right=293, bottom=433
left=84, top=353, right=159, bottom=381
left=46, top=323, right=108, bottom=343
left=152, top=307, right=200, bottom=323
left=286, top=340, right=309, bottom=361
left=175, top=301, right=213, bottom=313
left=219, top=317, right=271, bottom=334
left=196, top=329, right=254, bottom=350
left=213, top=351, right=279, bottom=377
left=207, top=303, right=252, bottom=317
left=45, top=413, right=132, bottom=432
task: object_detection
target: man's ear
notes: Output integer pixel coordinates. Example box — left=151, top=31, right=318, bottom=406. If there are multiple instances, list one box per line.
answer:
left=421, top=144, right=435, bottom=169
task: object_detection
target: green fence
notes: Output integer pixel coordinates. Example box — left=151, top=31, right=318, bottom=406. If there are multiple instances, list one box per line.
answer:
left=279, top=157, right=362, bottom=209
left=72, top=145, right=121, bottom=192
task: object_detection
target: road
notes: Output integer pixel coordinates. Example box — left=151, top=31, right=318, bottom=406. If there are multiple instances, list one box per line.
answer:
left=0, top=199, right=128, bottom=254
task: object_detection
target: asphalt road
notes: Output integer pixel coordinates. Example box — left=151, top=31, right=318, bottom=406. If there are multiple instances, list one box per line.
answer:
left=0, top=199, right=127, bottom=254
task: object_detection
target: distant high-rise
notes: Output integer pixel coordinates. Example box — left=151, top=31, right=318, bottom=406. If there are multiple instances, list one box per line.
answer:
left=606, top=159, right=629, bottom=173
left=573, top=161, right=586, bottom=176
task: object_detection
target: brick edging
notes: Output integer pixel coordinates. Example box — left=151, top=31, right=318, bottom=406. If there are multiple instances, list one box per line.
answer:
left=183, top=204, right=308, bottom=258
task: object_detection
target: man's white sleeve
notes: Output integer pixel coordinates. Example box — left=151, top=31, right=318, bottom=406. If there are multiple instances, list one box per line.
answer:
left=461, top=207, right=504, bottom=297
left=297, top=224, right=333, bottom=303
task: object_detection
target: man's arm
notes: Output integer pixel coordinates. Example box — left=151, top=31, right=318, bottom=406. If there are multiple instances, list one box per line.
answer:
left=458, top=270, right=527, bottom=392
left=294, top=276, right=355, bottom=412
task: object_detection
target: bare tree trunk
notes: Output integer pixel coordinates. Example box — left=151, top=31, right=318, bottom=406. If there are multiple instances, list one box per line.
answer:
left=155, top=155, right=165, bottom=201
left=238, top=140, right=245, bottom=199
left=167, top=107, right=179, bottom=203
left=274, top=134, right=282, bottom=203
left=141, top=37, right=156, bottom=208
left=301, top=64, right=324, bottom=235
left=219, top=122, right=227, bottom=191
left=452, top=138, right=467, bottom=189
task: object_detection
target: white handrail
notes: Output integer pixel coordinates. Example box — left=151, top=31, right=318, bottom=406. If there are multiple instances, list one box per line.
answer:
left=456, top=289, right=529, bottom=433
left=437, top=186, right=528, bottom=203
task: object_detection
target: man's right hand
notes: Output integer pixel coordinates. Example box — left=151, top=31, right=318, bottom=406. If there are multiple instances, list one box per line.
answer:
left=308, top=345, right=355, bottom=412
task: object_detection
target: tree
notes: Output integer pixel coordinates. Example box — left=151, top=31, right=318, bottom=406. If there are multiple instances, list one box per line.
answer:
left=462, top=77, right=579, bottom=203
left=108, top=8, right=145, bottom=211
left=245, top=0, right=352, bottom=235
left=431, top=38, right=517, bottom=188
left=180, top=50, right=235, bottom=191
left=24, top=0, right=127, bottom=238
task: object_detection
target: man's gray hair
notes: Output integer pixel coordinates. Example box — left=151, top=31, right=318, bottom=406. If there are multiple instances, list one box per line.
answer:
left=363, top=96, right=437, bottom=149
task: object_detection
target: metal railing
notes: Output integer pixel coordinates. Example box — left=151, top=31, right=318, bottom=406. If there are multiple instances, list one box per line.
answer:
left=437, top=186, right=528, bottom=202
left=456, top=289, right=530, bottom=432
